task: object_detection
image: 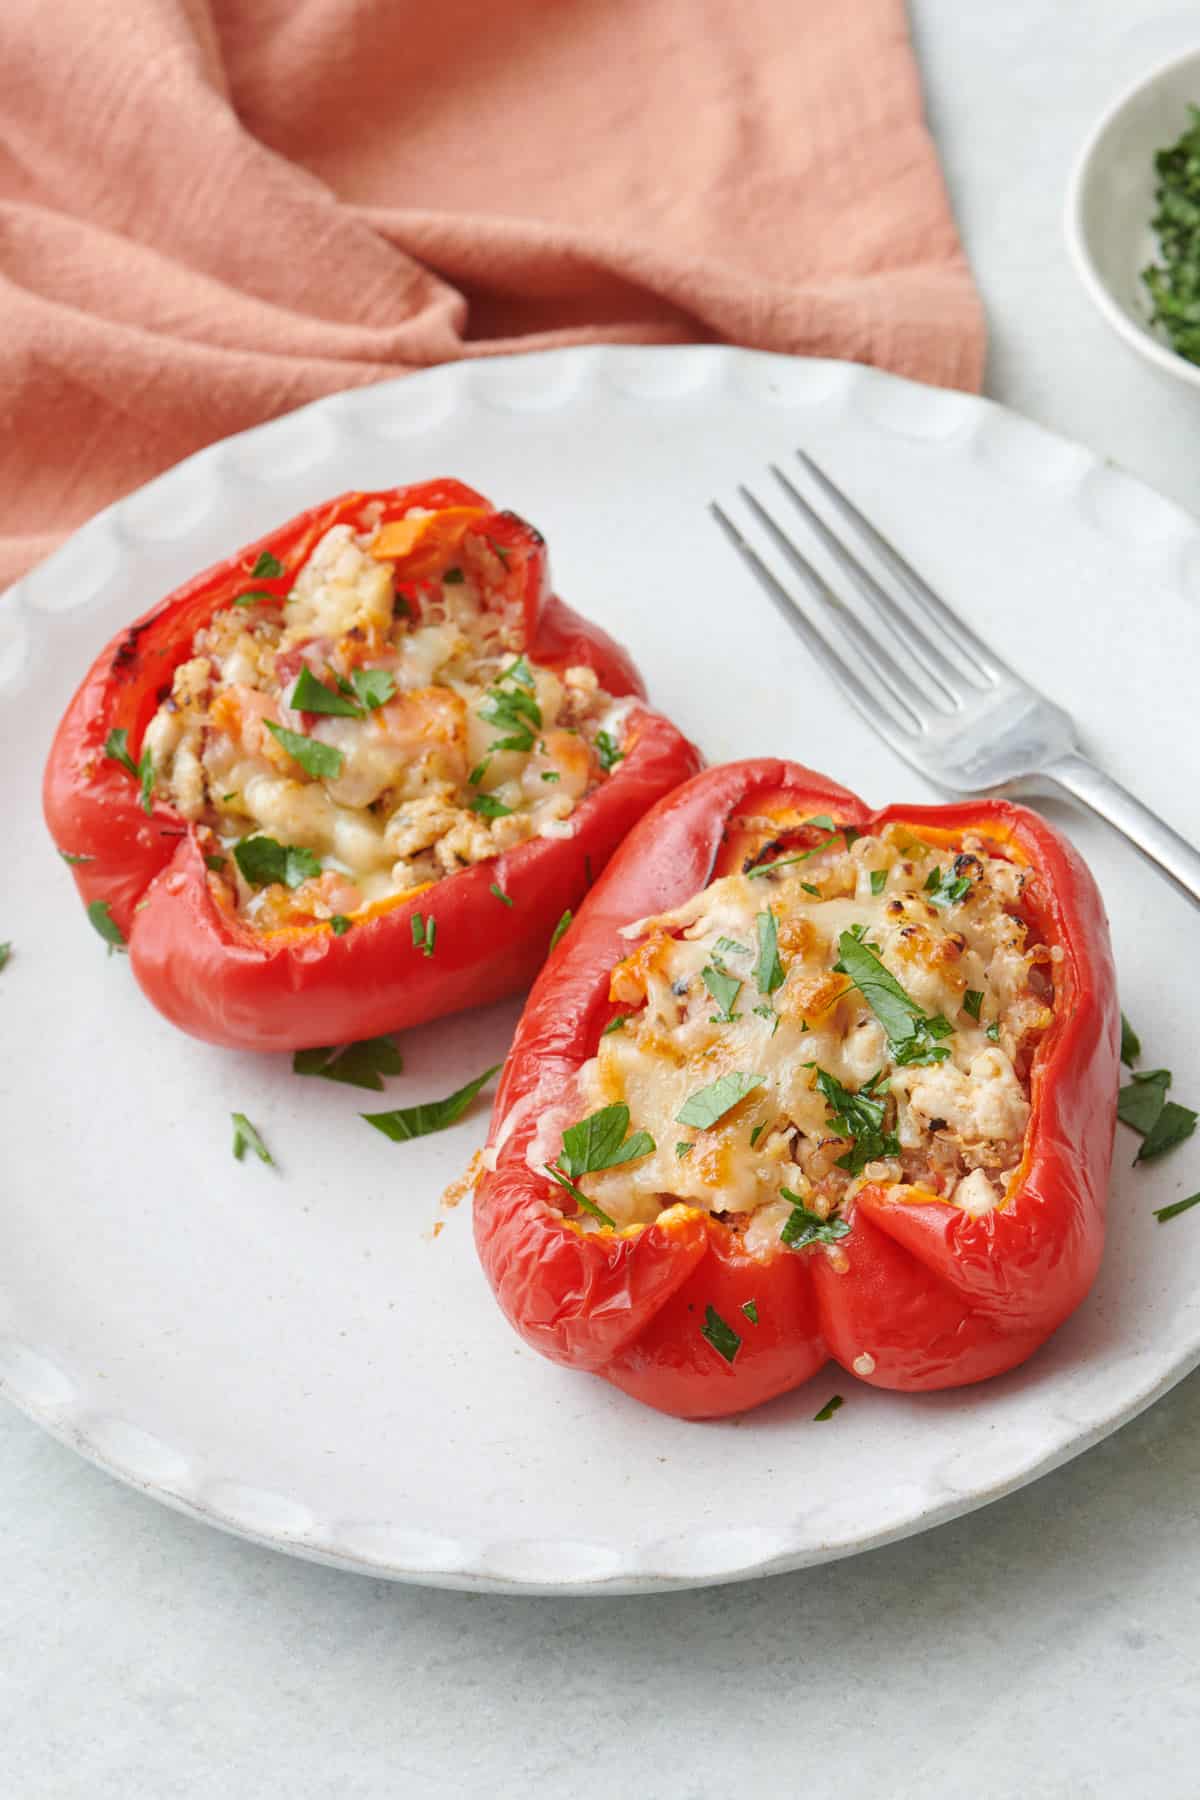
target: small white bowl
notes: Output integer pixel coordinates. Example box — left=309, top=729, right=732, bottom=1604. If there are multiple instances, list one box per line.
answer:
left=1066, top=46, right=1200, bottom=390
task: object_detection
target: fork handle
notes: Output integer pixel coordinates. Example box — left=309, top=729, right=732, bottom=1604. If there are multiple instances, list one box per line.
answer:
left=1031, top=752, right=1200, bottom=909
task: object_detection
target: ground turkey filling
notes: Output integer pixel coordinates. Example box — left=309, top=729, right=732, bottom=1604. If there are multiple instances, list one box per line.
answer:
left=529, top=822, right=1056, bottom=1257
left=141, top=519, right=627, bottom=930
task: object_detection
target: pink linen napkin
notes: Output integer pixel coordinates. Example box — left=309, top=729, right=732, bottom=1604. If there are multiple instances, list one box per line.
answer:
left=0, top=0, right=984, bottom=588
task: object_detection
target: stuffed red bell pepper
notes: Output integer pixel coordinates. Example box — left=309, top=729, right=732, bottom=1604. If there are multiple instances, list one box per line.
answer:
left=474, top=758, right=1119, bottom=1419
left=44, top=479, right=701, bottom=1050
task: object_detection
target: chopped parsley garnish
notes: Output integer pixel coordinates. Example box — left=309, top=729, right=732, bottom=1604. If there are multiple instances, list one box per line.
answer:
left=104, top=727, right=155, bottom=814
left=290, top=666, right=362, bottom=718
left=363, top=1063, right=502, bottom=1142
left=813, top=1067, right=899, bottom=1176
left=204, top=853, right=227, bottom=873
left=1142, top=107, right=1200, bottom=366
left=869, top=869, right=887, bottom=896
left=675, top=1141, right=693, bottom=1159
left=806, top=816, right=835, bottom=831
left=477, top=656, right=542, bottom=758
left=753, top=907, right=784, bottom=996
left=550, top=909, right=572, bottom=951
left=1117, top=1068, right=1172, bottom=1136
left=741, top=1299, right=759, bottom=1324
left=264, top=721, right=344, bottom=780
left=779, top=1189, right=852, bottom=1249
left=541, top=771, right=560, bottom=783
left=800, top=882, right=821, bottom=898
left=543, top=1165, right=616, bottom=1228
left=470, top=794, right=513, bottom=818
left=602, top=1014, right=628, bottom=1035
left=58, top=850, right=94, bottom=865
left=409, top=912, right=437, bottom=958
left=963, top=989, right=984, bottom=1021
left=558, top=1103, right=656, bottom=1180
left=595, top=730, right=624, bottom=772
left=233, top=835, right=321, bottom=890
left=747, top=836, right=837, bottom=878
left=676, top=1071, right=764, bottom=1130
left=749, top=1122, right=766, bottom=1148
left=100, top=724, right=138, bottom=789
left=923, top=866, right=971, bottom=907
left=1136, top=1101, right=1197, bottom=1164
left=489, top=538, right=512, bottom=565
left=86, top=899, right=125, bottom=949
left=251, top=551, right=285, bottom=579
left=489, top=883, right=513, bottom=907
left=814, top=1394, right=844, bottom=1421
left=752, top=1002, right=779, bottom=1033
left=233, top=590, right=278, bottom=608
left=1120, top=1012, right=1141, bottom=1066
left=701, top=961, right=741, bottom=1021
left=716, top=936, right=750, bottom=957
left=0, top=942, right=9, bottom=972
left=985, top=1021, right=1001, bottom=1043
left=700, top=1304, right=741, bottom=1364
left=836, top=930, right=954, bottom=1066
left=231, top=1112, right=273, bottom=1165
left=293, top=1034, right=402, bottom=1092
left=1156, top=1192, right=1200, bottom=1223
left=349, top=668, right=397, bottom=711
left=442, top=566, right=465, bottom=584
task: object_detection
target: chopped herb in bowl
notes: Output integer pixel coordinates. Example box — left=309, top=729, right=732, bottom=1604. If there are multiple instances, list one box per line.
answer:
left=1142, top=106, right=1200, bottom=366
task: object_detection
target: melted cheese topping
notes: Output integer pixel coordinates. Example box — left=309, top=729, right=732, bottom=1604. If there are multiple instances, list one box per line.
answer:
left=530, top=825, right=1055, bottom=1256
left=142, top=516, right=627, bottom=930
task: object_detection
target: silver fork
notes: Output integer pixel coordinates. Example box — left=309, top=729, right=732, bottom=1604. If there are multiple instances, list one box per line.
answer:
left=710, top=451, right=1200, bottom=908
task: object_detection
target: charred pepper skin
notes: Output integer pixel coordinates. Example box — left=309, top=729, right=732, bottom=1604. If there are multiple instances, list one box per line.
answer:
left=473, top=759, right=1119, bottom=1420
left=43, top=480, right=702, bottom=1051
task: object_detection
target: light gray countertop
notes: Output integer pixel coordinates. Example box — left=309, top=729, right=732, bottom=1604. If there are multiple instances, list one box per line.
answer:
left=7, top=7, right=1200, bottom=1795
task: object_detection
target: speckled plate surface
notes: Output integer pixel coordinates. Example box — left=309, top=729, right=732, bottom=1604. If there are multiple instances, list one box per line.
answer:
left=2, top=346, right=1198, bottom=1594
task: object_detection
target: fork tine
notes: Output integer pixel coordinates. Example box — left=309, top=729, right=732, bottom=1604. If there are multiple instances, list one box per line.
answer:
left=738, top=486, right=937, bottom=728
left=769, top=464, right=974, bottom=704
left=795, top=450, right=1002, bottom=682
left=709, top=500, right=921, bottom=740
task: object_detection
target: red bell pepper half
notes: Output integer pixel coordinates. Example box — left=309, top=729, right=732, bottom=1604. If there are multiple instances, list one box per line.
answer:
left=43, top=480, right=701, bottom=1050
left=474, top=759, right=1119, bottom=1419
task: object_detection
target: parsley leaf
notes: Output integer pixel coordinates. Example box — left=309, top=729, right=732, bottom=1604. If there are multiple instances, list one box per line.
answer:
left=741, top=1299, right=759, bottom=1324
left=801, top=882, right=821, bottom=898
left=103, top=727, right=138, bottom=778
left=869, top=869, right=887, bottom=896
left=813, top=1067, right=899, bottom=1176
left=814, top=1394, right=844, bottom=1421
left=836, top=930, right=953, bottom=1066
left=350, top=667, right=397, bottom=711
left=477, top=658, right=542, bottom=756
left=0, top=942, right=9, bottom=972
left=543, top=1163, right=616, bottom=1228
left=251, top=551, right=285, bottom=579
left=87, top=899, right=125, bottom=949
left=746, top=835, right=839, bottom=879
left=204, top=853, right=227, bottom=873
left=700, top=1304, right=741, bottom=1364
left=234, top=835, right=321, bottom=890
left=676, top=1072, right=764, bottom=1130
left=363, top=1063, right=502, bottom=1142
left=701, top=961, right=741, bottom=1021
left=779, top=1189, right=852, bottom=1249
left=550, top=910, right=572, bottom=951
left=1136, top=1101, right=1197, bottom=1164
left=330, top=914, right=351, bottom=935
left=265, top=721, right=344, bottom=780
left=753, top=907, right=784, bottom=996
left=602, top=1014, right=628, bottom=1036
left=233, top=590, right=279, bottom=608
left=1117, top=1069, right=1172, bottom=1136
left=442, top=566, right=465, bottom=585
left=290, top=666, right=362, bottom=718
left=675, top=1141, right=693, bottom=1159
left=985, top=1021, right=1001, bottom=1043
left=716, top=936, right=750, bottom=957
left=293, top=1035, right=403, bottom=1092
left=489, top=883, right=513, bottom=907
left=232, top=1112, right=273, bottom=1165
left=924, top=866, right=971, bottom=907
left=58, top=850, right=94, bottom=865
left=595, top=730, right=624, bottom=772
left=963, top=989, right=984, bottom=1021
left=1142, top=107, right=1200, bottom=366
left=1120, top=1012, right=1141, bottom=1067
left=470, top=794, right=513, bottom=818
left=559, top=1103, right=656, bottom=1179
left=1156, top=1192, right=1200, bottom=1223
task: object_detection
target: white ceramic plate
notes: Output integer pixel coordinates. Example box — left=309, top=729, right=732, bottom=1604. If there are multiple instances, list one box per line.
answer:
left=3, top=347, right=1199, bottom=1595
